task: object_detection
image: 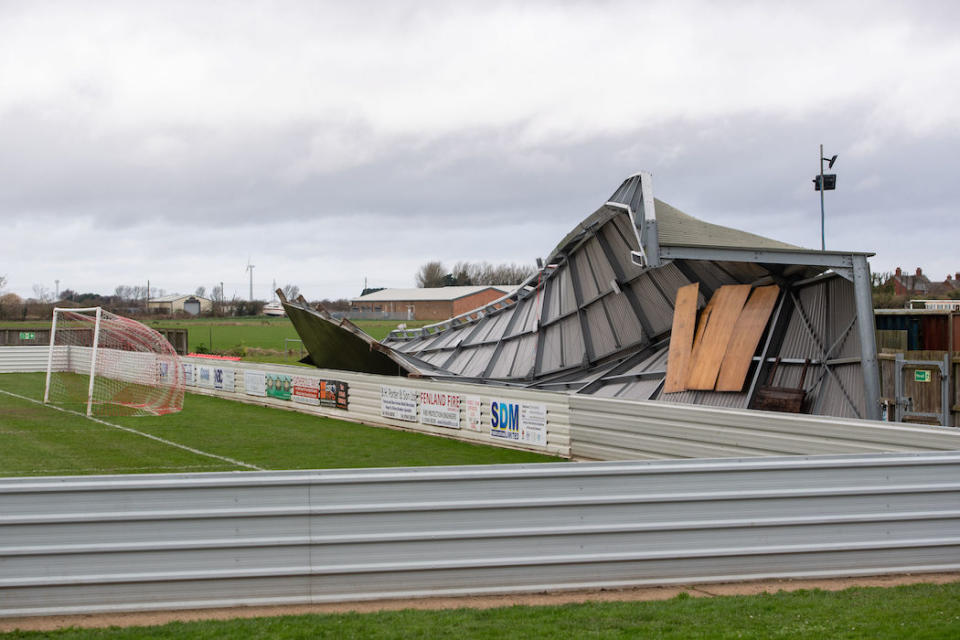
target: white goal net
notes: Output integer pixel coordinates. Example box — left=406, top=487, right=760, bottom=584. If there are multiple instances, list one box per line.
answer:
left=43, top=307, right=185, bottom=417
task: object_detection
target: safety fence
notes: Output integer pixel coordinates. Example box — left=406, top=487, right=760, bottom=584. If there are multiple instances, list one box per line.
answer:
left=3, top=346, right=960, bottom=461
left=1, top=452, right=959, bottom=617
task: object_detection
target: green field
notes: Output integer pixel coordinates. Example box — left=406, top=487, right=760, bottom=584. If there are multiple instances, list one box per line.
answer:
left=0, top=372, right=560, bottom=476
left=3, top=582, right=958, bottom=638
left=1, top=317, right=431, bottom=365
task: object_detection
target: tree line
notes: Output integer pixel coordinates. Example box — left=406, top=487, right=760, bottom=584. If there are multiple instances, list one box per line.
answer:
left=415, top=261, right=535, bottom=288
left=0, top=275, right=312, bottom=320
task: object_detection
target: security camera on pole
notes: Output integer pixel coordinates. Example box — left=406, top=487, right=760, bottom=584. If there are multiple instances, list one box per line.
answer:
left=813, top=144, right=838, bottom=251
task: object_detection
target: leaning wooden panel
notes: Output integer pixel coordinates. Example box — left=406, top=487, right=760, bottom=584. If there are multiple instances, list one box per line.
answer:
left=686, top=285, right=751, bottom=390
left=663, top=283, right=700, bottom=393
left=715, top=285, right=781, bottom=392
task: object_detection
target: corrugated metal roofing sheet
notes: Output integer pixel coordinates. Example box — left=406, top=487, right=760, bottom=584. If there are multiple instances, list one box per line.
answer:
left=284, top=172, right=874, bottom=423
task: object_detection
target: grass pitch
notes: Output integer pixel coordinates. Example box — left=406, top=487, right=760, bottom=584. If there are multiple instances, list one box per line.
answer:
left=2, top=582, right=958, bottom=638
left=0, top=372, right=561, bottom=477
left=1, top=317, right=432, bottom=365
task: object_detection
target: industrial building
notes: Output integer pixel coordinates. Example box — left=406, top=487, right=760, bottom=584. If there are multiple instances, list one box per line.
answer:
left=350, top=286, right=511, bottom=321
left=146, top=294, right=212, bottom=316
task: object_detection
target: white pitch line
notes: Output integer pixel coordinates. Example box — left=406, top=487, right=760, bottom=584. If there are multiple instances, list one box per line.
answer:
left=0, top=388, right=264, bottom=471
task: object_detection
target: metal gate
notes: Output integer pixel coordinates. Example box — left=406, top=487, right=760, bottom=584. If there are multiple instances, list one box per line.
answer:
left=893, top=353, right=952, bottom=426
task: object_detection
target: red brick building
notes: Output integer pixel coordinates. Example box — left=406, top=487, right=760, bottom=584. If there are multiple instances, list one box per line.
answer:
left=931, top=272, right=960, bottom=297
left=885, top=267, right=933, bottom=297
left=351, top=286, right=512, bottom=321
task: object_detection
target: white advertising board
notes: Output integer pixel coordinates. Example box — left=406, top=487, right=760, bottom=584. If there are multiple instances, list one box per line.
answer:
left=519, top=402, right=547, bottom=446
left=244, top=370, right=266, bottom=397
left=292, top=375, right=320, bottom=405
left=490, top=398, right=548, bottom=447
left=213, top=367, right=234, bottom=392
left=196, top=365, right=214, bottom=389
left=419, top=391, right=461, bottom=429
left=380, top=385, right=418, bottom=422
left=464, top=397, right=484, bottom=432
left=182, top=362, right=195, bottom=387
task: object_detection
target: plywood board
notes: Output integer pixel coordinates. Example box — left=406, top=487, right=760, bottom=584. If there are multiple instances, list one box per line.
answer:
left=686, top=285, right=751, bottom=390
left=663, top=283, right=699, bottom=393
left=715, top=285, right=780, bottom=392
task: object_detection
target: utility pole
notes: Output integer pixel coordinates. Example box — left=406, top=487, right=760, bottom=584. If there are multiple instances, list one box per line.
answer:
left=819, top=144, right=826, bottom=251
left=246, top=262, right=255, bottom=301
left=813, top=145, right=838, bottom=251
left=54, top=279, right=59, bottom=300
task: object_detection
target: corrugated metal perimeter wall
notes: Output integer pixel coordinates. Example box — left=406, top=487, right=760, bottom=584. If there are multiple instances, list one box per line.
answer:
left=3, top=347, right=960, bottom=460
left=2, top=452, right=959, bottom=617
left=0, top=346, right=47, bottom=374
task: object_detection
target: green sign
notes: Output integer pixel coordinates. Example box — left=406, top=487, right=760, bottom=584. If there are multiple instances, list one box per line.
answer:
left=914, top=370, right=932, bottom=383
left=19, top=332, right=35, bottom=340
left=265, top=373, right=292, bottom=400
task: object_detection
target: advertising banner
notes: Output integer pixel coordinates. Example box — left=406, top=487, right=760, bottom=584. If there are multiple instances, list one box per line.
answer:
left=419, top=391, right=461, bottom=429
left=213, top=367, right=234, bottom=392
left=244, top=370, right=267, bottom=397
left=380, top=385, right=418, bottom=422
left=292, top=375, right=320, bottom=405
left=490, top=398, right=519, bottom=440
left=490, top=398, right=548, bottom=447
left=158, top=360, right=171, bottom=383
left=182, top=362, right=195, bottom=387
left=197, top=365, right=214, bottom=389
left=266, top=373, right=292, bottom=400
left=519, top=402, right=547, bottom=446
left=464, top=397, right=484, bottom=432
left=320, top=380, right=349, bottom=410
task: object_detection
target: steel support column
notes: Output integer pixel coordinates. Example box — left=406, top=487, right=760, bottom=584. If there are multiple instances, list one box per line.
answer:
left=853, top=254, right=882, bottom=420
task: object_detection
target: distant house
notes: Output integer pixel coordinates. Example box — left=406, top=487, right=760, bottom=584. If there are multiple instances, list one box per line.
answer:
left=930, top=272, right=960, bottom=297
left=884, top=267, right=933, bottom=297
left=351, top=286, right=512, bottom=321
left=147, top=294, right=212, bottom=316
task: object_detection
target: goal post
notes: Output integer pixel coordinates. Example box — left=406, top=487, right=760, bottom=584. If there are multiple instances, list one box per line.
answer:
left=44, top=307, right=185, bottom=417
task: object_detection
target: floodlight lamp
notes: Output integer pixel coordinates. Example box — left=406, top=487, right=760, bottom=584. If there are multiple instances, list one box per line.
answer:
left=822, top=154, right=838, bottom=169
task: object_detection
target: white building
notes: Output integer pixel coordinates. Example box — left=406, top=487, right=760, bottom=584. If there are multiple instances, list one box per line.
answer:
left=147, top=294, right=213, bottom=316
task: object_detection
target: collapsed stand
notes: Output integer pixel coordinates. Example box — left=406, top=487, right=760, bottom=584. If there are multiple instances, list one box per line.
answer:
left=43, top=307, right=184, bottom=417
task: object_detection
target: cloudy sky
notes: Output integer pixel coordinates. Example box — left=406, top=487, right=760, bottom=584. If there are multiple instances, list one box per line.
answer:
left=2, top=1, right=958, bottom=301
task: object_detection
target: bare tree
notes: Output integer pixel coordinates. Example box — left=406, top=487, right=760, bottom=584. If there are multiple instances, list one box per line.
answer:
left=282, top=284, right=300, bottom=300
left=195, top=286, right=206, bottom=298
left=415, top=260, right=535, bottom=288
left=0, top=274, right=6, bottom=293
left=415, top=261, right=447, bottom=287
left=32, top=284, right=52, bottom=302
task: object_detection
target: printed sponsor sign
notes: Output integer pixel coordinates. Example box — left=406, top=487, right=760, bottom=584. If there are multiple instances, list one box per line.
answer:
left=490, top=398, right=548, bottom=447
left=244, top=370, right=267, bottom=396
left=519, top=402, right=547, bottom=446
left=490, top=398, right=519, bottom=440
left=915, top=370, right=932, bottom=383
left=292, top=375, right=320, bottom=405
left=420, top=391, right=461, bottom=429
left=213, top=367, right=234, bottom=392
left=464, top=397, right=484, bottom=432
left=19, top=331, right=35, bottom=340
left=158, top=361, right=170, bottom=381
left=182, top=362, right=195, bottom=386
left=197, top=365, right=214, bottom=389
left=266, top=373, right=292, bottom=400
left=320, top=380, right=349, bottom=410
left=380, top=385, right=418, bottom=422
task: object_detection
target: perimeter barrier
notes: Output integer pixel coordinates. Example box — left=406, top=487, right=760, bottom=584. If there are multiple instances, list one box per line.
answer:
left=2, top=452, right=959, bottom=617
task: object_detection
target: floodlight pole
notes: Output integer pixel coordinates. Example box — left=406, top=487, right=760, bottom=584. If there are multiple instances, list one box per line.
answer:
left=819, top=143, right=826, bottom=251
